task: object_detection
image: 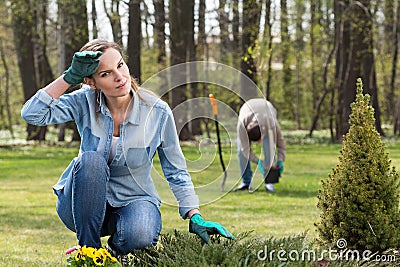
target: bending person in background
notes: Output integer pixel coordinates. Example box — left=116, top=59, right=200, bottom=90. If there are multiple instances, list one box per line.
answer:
left=21, top=39, right=233, bottom=265
left=235, top=98, right=286, bottom=192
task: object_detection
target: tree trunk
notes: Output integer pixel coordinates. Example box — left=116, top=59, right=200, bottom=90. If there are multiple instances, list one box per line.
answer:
left=33, top=0, right=54, bottom=89
left=153, top=0, right=168, bottom=103
left=92, top=0, right=98, bottom=39
left=217, top=0, right=230, bottom=61
left=380, top=0, right=395, bottom=124
left=197, top=0, right=206, bottom=60
left=264, top=0, right=273, bottom=100
left=142, top=2, right=151, bottom=49
left=280, top=0, right=294, bottom=120
left=294, top=0, right=305, bottom=130
left=309, top=45, right=335, bottom=137
left=196, top=0, right=208, bottom=136
left=58, top=0, right=89, bottom=67
left=335, top=0, right=383, bottom=140
left=127, top=0, right=141, bottom=83
left=169, top=0, right=193, bottom=140
left=154, top=0, right=166, bottom=66
left=30, top=0, right=54, bottom=141
left=334, top=0, right=351, bottom=141
left=10, top=0, right=47, bottom=141
left=57, top=0, right=89, bottom=142
left=232, top=0, right=240, bottom=68
left=357, top=1, right=383, bottom=135
left=394, top=96, right=400, bottom=135
left=188, top=1, right=201, bottom=136
left=103, top=0, right=122, bottom=42
left=0, top=40, right=14, bottom=138
left=392, top=1, right=400, bottom=135
left=240, top=0, right=261, bottom=100
left=310, top=0, right=318, bottom=110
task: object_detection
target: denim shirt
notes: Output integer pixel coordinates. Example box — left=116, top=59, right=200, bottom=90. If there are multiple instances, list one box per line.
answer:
left=21, top=86, right=199, bottom=218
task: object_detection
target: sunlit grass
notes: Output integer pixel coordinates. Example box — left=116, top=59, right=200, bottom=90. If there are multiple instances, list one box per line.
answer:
left=1, top=135, right=400, bottom=265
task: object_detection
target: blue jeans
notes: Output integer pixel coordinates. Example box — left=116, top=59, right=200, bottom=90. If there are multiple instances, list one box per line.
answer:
left=56, top=151, right=162, bottom=254
left=237, top=144, right=253, bottom=185
left=237, top=137, right=275, bottom=186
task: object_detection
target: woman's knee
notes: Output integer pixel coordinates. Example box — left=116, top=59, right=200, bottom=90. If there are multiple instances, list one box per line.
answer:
left=115, top=202, right=162, bottom=252
left=79, top=151, right=108, bottom=170
left=125, top=224, right=161, bottom=250
left=74, top=151, right=109, bottom=183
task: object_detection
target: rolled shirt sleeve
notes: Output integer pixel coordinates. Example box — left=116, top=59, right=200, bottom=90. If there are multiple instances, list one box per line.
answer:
left=21, top=88, right=82, bottom=126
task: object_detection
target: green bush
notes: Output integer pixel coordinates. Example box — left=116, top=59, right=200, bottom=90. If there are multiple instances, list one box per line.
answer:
left=130, top=231, right=312, bottom=266
left=316, top=78, right=400, bottom=251
left=124, top=230, right=391, bottom=266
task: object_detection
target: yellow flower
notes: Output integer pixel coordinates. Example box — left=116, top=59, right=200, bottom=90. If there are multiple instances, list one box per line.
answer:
left=74, top=250, right=85, bottom=261
left=67, top=245, right=120, bottom=265
left=94, top=250, right=106, bottom=266
left=98, top=247, right=117, bottom=262
left=97, top=248, right=107, bottom=255
left=81, top=246, right=96, bottom=259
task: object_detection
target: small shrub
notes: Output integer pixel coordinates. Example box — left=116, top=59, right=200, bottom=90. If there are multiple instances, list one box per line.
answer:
left=315, top=78, right=400, bottom=251
left=131, top=230, right=311, bottom=266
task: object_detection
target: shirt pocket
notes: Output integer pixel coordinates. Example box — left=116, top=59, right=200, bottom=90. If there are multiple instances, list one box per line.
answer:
left=81, top=127, right=100, bottom=152
left=125, top=147, right=151, bottom=170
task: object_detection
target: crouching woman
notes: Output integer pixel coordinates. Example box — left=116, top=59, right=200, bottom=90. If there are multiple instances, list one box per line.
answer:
left=21, top=39, right=233, bottom=262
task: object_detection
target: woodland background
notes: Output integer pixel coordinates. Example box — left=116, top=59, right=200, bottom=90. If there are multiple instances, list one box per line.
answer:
left=1, top=0, right=400, bottom=142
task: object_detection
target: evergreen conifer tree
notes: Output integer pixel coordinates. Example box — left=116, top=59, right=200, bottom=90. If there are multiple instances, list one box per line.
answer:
left=316, top=78, right=400, bottom=251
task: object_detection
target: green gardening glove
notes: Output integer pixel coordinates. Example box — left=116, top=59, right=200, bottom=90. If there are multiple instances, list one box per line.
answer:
left=257, top=159, right=266, bottom=176
left=63, top=51, right=102, bottom=85
left=277, top=160, right=284, bottom=175
left=189, top=214, right=234, bottom=244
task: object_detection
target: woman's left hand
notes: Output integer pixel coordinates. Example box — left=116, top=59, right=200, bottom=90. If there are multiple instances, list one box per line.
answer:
left=189, top=214, right=234, bottom=243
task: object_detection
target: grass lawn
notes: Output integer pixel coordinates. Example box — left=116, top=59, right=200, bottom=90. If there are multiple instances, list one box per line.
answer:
left=1, top=138, right=400, bottom=266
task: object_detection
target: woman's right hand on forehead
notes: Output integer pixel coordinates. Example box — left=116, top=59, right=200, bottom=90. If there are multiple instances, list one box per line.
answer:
left=63, top=51, right=102, bottom=85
